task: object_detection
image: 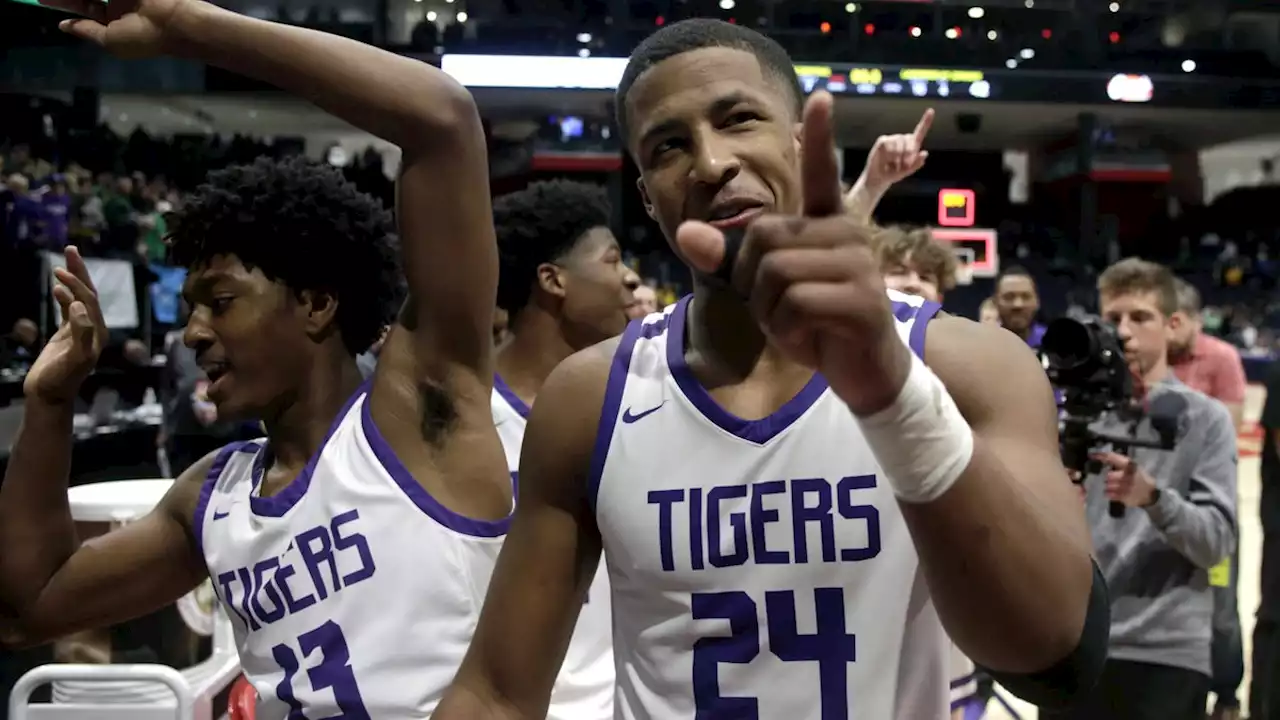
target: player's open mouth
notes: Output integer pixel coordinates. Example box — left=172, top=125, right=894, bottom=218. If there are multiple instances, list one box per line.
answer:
left=706, top=201, right=765, bottom=230
left=203, top=364, right=231, bottom=397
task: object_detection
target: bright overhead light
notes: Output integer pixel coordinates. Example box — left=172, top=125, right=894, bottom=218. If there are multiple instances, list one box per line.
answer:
left=1109, top=2, right=1119, bottom=10
left=945, top=27, right=959, bottom=39
left=1182, top=59, right=1196, bottom=72
left=1006, top=58, right=1017, bottom=68
left=845, top=2, right=857, bottom=12
left=968, top=7, right=984, bottom=18
left=719, top=0, right=734, bottom=9
left=987, top=29, right=998, bottom=40
left=576, top=32, right=591, bottom=42
left=1020, top=48, right=1034, bottom=59
left=426, top=10, right=436, bottom=20
left=455, top=10, right=467, bottom=21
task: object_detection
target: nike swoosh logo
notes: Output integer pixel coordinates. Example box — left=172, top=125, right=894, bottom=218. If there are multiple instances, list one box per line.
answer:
left=212, top=510, right=230, bottom=521
left=622, top=403, right=665, bottom=424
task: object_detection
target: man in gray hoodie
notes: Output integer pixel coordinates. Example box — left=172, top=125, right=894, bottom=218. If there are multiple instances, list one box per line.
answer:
left=1043, top=258, right=1237, bottom=720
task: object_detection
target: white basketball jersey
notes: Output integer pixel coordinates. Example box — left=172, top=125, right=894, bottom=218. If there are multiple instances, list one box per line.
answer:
left=590, top=291, right=951, bottom=720
left=197, top=383, right=509, bottom=719
left=492, top=376, right=616, bottom=720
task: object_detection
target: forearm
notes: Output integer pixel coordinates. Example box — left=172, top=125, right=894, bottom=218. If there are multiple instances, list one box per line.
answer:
left=1145, top=489, right=1235, bottom=568
left=1224, top=401, right=1244, bottom=432
left=167, top=3, right=477, bottom=154
left=435, top=681, right=527, bottom=720
left=899, top=438, right=1093, bottom=674
left=0, top=399, right=80, bottom=613
left=842, top=175, right=888, bottom=225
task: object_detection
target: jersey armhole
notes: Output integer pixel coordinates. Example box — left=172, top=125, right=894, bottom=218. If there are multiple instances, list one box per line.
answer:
left=191, top=441, right=255, bottom=559
left=586, top=318, right=648, bottom=510
left=908, top=300, right=944, bottom=360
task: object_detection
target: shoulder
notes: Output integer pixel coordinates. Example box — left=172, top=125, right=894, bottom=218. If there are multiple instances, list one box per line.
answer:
left=157, top=444, right=240, bottom=534
left=1174, top=383, right=1235, bottom=437
left=535, top=335, right=622, bottom=419
left=923, top=314, right=1057, bottom=429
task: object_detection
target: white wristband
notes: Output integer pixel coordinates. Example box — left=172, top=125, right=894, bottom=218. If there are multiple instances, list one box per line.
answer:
left=854, top=351, right=974, bottom=503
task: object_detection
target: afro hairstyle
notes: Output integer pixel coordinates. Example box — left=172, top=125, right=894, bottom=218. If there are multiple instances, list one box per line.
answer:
left=167, top=155, right=401, bottom=356
left=493, top=179, right=612, bottom=315
left=615, top=18, right=803, bottom=147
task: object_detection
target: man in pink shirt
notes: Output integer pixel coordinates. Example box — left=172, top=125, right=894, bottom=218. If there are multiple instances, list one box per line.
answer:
left=1169, top=278, right=1247, bottom=720
left=1169, top=280, right=1247, bottom=429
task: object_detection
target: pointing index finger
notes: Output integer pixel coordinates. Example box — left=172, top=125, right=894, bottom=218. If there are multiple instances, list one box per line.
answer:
left=800, top=91, right=842, bottom=217
left=912, top=108, right=935, bottom=146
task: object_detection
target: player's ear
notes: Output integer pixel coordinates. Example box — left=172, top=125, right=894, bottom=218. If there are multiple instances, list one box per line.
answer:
left=792, top=119, right=804, bottom=156
left=299, top=290, right=340, bottom=341
left=635, top=177, right=657, bottom=221
left=536, top=261, right=568, bottom=300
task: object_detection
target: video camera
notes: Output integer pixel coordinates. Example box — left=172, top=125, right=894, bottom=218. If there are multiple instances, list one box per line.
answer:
left=1040, top=314, right=1184, bottom=517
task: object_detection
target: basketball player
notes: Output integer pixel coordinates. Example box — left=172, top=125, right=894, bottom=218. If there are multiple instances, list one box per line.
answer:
left=490, top=179, right=639, bottom=720
left=438, top=19, right=1107, bottom=719
left=0, top=2, right=510, bottom=717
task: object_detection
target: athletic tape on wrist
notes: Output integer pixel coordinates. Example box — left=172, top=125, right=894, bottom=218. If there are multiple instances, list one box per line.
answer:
left=855, top=351, right=974, bottom=503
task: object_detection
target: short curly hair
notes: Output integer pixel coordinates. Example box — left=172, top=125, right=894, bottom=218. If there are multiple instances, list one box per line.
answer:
left=871, top=225, right=959, bottom=292
left=493, top=180, right=612, bottom=314
left=167, top=155, right=401, bottom=356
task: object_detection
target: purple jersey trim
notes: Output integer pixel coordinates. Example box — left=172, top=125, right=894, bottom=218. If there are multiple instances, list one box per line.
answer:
left=361, top=387, right=512, bottom=538
left=908, top=300, right=943, bottom=359
left=192, top=441, right=256, bottom=559
left=493, top=373, right=531, bottom=419
left=667, top=295, right=827, bottom=445
left=586, top=316, right=659, bottom=509
left=247, top=380, right=370, bottom=518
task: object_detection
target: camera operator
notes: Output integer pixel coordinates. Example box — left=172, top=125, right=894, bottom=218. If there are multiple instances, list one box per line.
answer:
left=1043, top=259, right=1238, bottom=720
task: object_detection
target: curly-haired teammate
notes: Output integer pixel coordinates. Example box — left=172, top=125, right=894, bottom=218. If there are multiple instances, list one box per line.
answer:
left=0, top=1, right=510, bottom=717
left=490, top=179, right=639, bottom=720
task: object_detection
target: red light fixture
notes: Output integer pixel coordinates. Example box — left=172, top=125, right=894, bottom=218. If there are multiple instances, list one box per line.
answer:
left=864, top=22, right=875, bottom=34
left=728, top=17, right=736, bottom=23
left=1109, top=30, right=1120, bottom=43
left=951, top=26, right=962, bottom=37
left=1041, top=28, right=1052, bottom=39
left=820, top=21, right=831, bottom=33
left=655, top=14, right=664, bottom=25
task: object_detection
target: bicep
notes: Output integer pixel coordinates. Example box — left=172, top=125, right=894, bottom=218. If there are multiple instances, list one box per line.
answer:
left=926, top=317, right=1077, bottom=503
left=456, top=347, right=609, bottom=711
left=14, top=468, right=210, bottom=645
left=394, top=101, right=497, bottom=376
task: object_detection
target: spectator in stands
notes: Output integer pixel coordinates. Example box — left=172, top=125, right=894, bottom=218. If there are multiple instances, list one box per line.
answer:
left=873, top=225, right=957, bottom=305
left=356, top=326, right=389, bottom=380
left=994, top=266, right=1045, bottom=347
left=3, top=174, right=44, bottom=250
left=100, top=175, right=138, bottom=257
left=38, top=175, right=71, bottom=251
left=632, top=284, right=659, bottom=316
left=1254, top=366, right=1280, bottom=720
left=979, top=297, right=1000, bottom=325
left=1044, top=258, right=1237, bottom=720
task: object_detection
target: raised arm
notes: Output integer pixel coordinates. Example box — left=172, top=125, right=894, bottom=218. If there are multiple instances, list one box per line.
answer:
left=52, top=0, right=495, bottom=385
left=0, top=248, right=208, bottom=646
left=434, top=342, right=613, bottom=719
left=841, top=108, right=933, bottom=224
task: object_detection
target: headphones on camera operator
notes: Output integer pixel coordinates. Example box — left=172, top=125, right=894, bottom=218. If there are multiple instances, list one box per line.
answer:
left=1040, top=312, right=1187, bottom=518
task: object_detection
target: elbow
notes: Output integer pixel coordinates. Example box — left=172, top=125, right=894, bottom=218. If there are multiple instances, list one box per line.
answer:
left=985, top=559, right=1109, bottom=708
left=401, top=79, right=483, bottom=156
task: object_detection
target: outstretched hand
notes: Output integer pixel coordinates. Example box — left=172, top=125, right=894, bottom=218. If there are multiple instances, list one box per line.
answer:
left=39, top=0, right=185, bottom=58
left=860, top=108, right=934, bottom=191
left=23, top=246, right=110, bottom=405
left=676, top=92, right=908, bottom=415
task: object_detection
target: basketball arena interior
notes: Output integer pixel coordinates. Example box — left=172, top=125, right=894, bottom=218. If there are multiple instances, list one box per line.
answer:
left=3, top=0, right=1280, bottom=716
